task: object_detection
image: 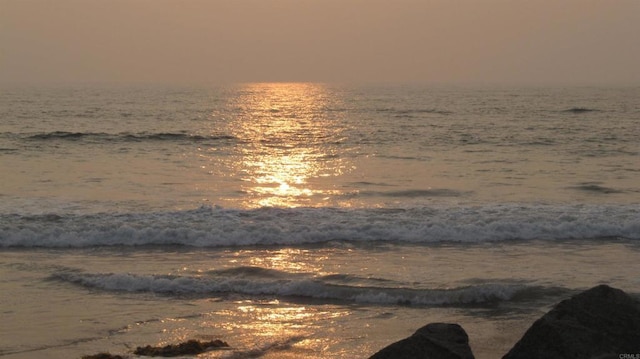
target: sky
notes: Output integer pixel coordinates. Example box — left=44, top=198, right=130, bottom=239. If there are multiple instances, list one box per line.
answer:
left=1, top=0, right=639, bottom=86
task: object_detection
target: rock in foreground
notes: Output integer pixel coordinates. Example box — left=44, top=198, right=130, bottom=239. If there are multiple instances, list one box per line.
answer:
left=369, top=323, right=475, bottom=359
left=134, top=339, right=229, bottom=357
left=503, top=284, right=640, bottom=359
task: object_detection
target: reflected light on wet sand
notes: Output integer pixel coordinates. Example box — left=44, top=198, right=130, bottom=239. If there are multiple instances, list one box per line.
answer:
left=213, top=301, right=349, bottom=358
left=227, top=83, right=351, bottom=208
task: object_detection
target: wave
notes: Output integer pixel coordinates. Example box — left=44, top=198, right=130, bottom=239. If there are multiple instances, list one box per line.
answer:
left=358, top=189, right=468, bottom=198
left=375, top=108, right=452, bottom=117
left=24, top=131, right=236, bottom=143
left=28, top=131, right=89, bottom=140
left=49, top=268, right=559, bottom=306
left=562, top=107, right=599, bottom=113
left=570, top=183, right=624, bottom=194
left=1, top=204, right=638, bottom=248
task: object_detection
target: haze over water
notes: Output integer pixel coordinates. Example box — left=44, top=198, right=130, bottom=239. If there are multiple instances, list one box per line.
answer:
left=2, top=1, right=639, bottom=86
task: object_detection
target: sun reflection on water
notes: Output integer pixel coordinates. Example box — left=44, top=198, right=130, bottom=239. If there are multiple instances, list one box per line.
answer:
left=242, top=248, right=328, bottom=274
left=226, top=83, right=352, bottom=208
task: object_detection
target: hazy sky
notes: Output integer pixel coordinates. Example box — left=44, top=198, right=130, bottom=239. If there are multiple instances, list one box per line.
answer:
left=2, top=0, right=639, bottom=85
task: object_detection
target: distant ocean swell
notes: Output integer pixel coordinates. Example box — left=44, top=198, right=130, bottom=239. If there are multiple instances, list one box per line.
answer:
left=1, top=205, right=638, bottom=248
left=6, top=131, right=236, bottom=143
left=49, top=267, right=561, bottom=306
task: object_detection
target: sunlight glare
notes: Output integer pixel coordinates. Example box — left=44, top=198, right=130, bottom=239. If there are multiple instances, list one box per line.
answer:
left=226, top=83, right=350, bottom=208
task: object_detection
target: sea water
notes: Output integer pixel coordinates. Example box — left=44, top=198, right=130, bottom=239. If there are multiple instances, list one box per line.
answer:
left=1, top=83, right=639, bottom=358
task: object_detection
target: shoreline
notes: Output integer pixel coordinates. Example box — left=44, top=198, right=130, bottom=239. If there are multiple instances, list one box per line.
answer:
left=76, top=285, right=640, bottom=359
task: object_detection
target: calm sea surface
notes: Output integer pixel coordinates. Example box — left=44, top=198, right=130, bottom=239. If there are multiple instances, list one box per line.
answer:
left=1, top=83, right=639, bottom=358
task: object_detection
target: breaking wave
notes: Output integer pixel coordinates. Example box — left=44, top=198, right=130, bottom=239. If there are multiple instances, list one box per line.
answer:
left=1, top=204, right=638, bottom=248
left=50, top=268, right=559, bottom=306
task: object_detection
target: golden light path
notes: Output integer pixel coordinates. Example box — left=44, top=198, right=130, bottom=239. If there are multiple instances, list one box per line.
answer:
left=226, top=82, right=352, bottom=208
left=172, top=84, right=356, bottom=357
left=225, top=84, right=350, bottom=351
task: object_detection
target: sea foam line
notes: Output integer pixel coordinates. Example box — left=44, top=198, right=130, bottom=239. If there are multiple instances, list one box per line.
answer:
left=1, top=204, right=638, bottom=248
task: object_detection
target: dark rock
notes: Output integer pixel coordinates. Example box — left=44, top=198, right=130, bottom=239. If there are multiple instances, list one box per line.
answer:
left=369, top=322, right=475, bottom=359
left=133, top=339, right=229, bottom=357
left=503, top=284, right=640, bottom=359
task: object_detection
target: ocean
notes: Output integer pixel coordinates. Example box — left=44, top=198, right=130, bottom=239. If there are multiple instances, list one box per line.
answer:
left=1, top=83, right=639, bottom=358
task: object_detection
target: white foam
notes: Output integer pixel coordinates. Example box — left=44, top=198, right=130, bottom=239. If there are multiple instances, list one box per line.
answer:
left=1, top=204, right=638, bottom=248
